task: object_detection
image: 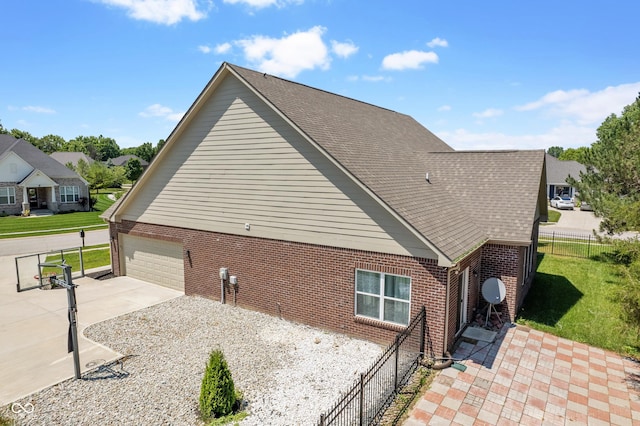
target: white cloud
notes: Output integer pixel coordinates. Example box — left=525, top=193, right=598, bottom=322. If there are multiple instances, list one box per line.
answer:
left=223, top=0, right=302, bottom=8
left=472, top=108, right=503, bottom=119
left=346, top=75, right=390, bottom=83
left=198, top=45, right=212, bottom=54
left=438, top=122, right=597, bottom=151
left=427, top=37, right=448, bottom=48
left=139, top=104, right=184, bottom=122
left=515, top=89, right=588, bottom=111
left=215, top=42, right=232, bottom=54
left=381, top=50, right=438, bottom=70
left=515, top=82, right=640, bottom=125
left=331, top=40, right=358, bottom=58
left=362, top=75, right=388, bottom=82
left=97, top=0, right=209, bottom=25
left=23, top=106, right=56, bottom=114
left=437, top=105, right=451, bottom=112
left=236, top=26, right=330, bottom=78
left=166, top=111, right=186, bottom=121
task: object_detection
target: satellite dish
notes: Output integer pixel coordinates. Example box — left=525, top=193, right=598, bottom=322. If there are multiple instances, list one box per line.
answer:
left=482, top=277, right=506, bottom=304
left=482, top=278, right=506, bottom=327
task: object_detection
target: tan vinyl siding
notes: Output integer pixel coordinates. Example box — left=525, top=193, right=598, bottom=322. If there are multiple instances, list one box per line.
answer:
left=120, top=76, right=436, bottom=259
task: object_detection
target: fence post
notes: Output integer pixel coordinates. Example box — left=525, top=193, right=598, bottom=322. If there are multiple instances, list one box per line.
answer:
left=79, top=247, right=85, bottom=277
left=394, top=334, right=400, bottom=392
left=419, top=306, right=426, bottom=357
left=551, top=232, right=555, bottom=254
left=359, top=373, right=365, bottom=426
left=588, top=234, right=591, bottom=258
left=319, top=414, right=325, bottom=426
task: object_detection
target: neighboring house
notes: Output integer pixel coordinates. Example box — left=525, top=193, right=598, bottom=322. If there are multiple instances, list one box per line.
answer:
left=106, top=63, right=547, bottom=357
left=108, top=155, right=149, bottom=168
left=49, top=151, right=94, bottom=169
left=0, top=135, right=90, bottom=215
left=545, top=153, right=586, bottom=200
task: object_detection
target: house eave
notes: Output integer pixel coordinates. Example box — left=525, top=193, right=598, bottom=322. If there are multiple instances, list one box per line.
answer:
left=486, top=238, right=533, bottom=247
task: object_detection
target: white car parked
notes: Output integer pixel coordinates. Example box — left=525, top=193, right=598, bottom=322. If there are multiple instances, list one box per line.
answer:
left=550, top=195, right=574, bottom=210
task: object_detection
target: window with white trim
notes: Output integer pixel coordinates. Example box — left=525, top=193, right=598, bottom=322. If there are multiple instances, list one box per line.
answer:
left=60, top=186, right=79, bottom=203
left=355, top=269, right=411, bottom=325
left=0, top=187, right=16, bottom=205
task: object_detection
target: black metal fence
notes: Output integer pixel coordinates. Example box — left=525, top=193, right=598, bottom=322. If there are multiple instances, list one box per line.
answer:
left=538, top=230, right=613, bottom=259
left=318, top=306, right=427, bottom=426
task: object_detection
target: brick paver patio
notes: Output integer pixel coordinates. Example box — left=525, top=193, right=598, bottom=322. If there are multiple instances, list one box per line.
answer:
left=405, top=324, right=640, bottom=425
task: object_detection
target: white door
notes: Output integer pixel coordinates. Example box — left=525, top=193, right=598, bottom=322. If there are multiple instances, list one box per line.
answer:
left=456, top=268, right=469, bottom=334
left=120, top=234, right=185, bottom=291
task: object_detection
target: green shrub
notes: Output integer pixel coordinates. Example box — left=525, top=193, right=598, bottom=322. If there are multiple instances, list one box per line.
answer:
left=199, top=350, right=237, bottom=420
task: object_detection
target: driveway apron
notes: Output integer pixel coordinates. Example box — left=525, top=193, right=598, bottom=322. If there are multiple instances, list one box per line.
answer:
left=405, top=324, right=640, bottom=425
left=0, top=254, right=182, bottom=406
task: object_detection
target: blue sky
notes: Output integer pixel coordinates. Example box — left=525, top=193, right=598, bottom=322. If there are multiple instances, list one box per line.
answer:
left=2, top=0, right=639, bottom=150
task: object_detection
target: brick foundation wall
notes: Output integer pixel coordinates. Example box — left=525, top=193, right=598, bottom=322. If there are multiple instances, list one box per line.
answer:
left=110, top=220, right=450, bottom=355
left=480, top=244, right=521, bottom=321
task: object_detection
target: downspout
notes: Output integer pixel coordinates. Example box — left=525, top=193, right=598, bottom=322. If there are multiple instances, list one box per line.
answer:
left=442, top=268, right=451, bottom=356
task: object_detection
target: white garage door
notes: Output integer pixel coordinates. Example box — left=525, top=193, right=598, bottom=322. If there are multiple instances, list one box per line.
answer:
left=120, top=234, right=185, bottom=291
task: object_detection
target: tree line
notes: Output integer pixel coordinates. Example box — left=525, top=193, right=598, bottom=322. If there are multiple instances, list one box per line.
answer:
left=545, top=145, right=589, bottom=163
left=557, top=94, right=640, bottom=334
left=0, top=124, right=165, bottom=163
left=0, top=122, right=166, bottom=190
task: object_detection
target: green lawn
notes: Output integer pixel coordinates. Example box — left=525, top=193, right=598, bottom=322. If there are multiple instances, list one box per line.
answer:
left=547, top=210, right=561, bottom=223
left=517, top=253, right=639, bottom=358
left=0, top=193, right=114, bottom=239
left=537, top=236, right=613, bottom=258
left=43, top=244, right=111, bottom=273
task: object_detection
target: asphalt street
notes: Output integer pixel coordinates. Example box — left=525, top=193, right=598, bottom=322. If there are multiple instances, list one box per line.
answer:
left=0, top=229, right=109, bottom=257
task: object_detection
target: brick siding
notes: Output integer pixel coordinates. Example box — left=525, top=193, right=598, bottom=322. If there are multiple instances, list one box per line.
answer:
left=55, top=178, right=90, bottom=212
left=110, top=220, right=450, bottom=355
left=110, top=221, right=533, bottom=356
left=480, top=244, right=522, bottom=321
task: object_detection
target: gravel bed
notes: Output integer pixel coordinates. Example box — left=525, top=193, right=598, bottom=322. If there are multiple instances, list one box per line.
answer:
left=2, top=296, right=382, bottom=425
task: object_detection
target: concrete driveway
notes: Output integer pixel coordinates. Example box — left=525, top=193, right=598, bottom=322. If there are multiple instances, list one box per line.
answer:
left=0, top=254, right=181, bottom=405
left=544, top=207, right=639, bottom=240
left=542, top=207, right=602, bottom=235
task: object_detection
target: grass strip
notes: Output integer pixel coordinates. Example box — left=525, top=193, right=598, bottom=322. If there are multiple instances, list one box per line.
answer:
left=0, top=193, right=114, bottom=239
left=517, top=253, right=639, bottom=358
left=42, top=246, right=111, bottom=273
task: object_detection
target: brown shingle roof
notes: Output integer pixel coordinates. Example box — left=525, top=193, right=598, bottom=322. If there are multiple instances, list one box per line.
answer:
left=425, top=150, right=545, bottom=243
left=545, top=153, right=585, bottom=185
left=228, top=64, right=545, bottom=260
left=228, top=64, right=497, bottom=261
left=116, top=62, right=546, bottom=264
left=109, top=155, right=149, bottom=167
left=0, top=135, right=82, bottom=179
